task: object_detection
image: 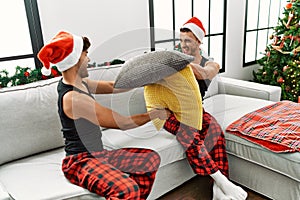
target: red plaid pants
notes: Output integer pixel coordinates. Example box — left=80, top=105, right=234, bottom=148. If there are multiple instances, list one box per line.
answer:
left=62, top=148, right=160, bottom=200
left=164, top=109, right=229, bottom=177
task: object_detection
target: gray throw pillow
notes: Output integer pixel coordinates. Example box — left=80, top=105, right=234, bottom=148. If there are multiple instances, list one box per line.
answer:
left=113, top=50, right=194, bottom=89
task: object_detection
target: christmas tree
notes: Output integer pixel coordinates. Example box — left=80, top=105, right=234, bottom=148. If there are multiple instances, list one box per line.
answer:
left=253, top=0, right=300, bottom=102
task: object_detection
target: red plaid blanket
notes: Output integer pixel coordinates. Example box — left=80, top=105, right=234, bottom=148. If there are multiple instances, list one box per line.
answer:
left=226, top=101, right=300, bottom=153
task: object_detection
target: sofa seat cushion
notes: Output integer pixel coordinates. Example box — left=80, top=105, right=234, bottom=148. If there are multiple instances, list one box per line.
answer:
left=0, top=123, right=184, bottom=200
left=0, top=148, right=105, bottom=200
left=101, top=121, right=185, bottom=167
left=226, top=133, right=300, bottom=182
left=204, top=94, right=300, bottom=182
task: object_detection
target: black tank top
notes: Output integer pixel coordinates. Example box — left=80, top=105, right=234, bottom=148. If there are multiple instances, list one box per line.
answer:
left=57, top=79, right=103, bottom=155
left=198, top=56, right=211, bottom=100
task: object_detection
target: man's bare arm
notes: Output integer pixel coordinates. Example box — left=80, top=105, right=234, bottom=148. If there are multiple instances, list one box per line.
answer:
left=190, top=61, right=220, bottom=80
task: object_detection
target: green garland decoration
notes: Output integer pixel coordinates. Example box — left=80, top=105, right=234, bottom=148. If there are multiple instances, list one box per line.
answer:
left=0, top=66, right=61, bottom=89
left=0, top=59, right=125, bottom=89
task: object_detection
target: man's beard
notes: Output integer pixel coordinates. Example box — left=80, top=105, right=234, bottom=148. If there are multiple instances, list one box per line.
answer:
left=189, top=48, right=198, bottom=57
left=79, top=68, right=89, bottom=78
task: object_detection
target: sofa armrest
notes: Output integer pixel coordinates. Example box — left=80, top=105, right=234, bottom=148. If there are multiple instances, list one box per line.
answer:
left=0, top=183, right=10, bottom=200
left=218, top=77, right=281, bottom=102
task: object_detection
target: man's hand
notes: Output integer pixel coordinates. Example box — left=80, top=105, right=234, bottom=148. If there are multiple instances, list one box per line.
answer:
left=149, top=108, right=171, bottom=120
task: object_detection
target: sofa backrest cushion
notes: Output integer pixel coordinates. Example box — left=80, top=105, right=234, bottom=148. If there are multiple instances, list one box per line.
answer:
left=0, top=77, right=64, bottom=165
left=203, top=75, right=219, bottom=99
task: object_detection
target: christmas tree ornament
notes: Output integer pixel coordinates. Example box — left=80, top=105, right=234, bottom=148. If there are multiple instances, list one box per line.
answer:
left=286, top=12, right=294, bottom=28
left=272, top=36, right=279, bottom=45
left=277, top=77, right=284, bottom=83
left=286, top=3, right=293, bottom=9
left=289, top=35, right=294, bottom=46
left=279, top=40, right=285, bottom=48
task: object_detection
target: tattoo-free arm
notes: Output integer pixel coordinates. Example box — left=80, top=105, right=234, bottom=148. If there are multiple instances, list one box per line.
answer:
left=84, top=78, right=130, bottom=94
left=63, top=91, right=170, bottom=130
left=190, top=61, right=220, bottom=80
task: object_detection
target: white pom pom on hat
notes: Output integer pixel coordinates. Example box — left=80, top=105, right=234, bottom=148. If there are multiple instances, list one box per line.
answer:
left=41, top=66, right=52, bottom=76
left=181, top=17, right=206, bottom=42
left=37, top=31, right=83, bottom=76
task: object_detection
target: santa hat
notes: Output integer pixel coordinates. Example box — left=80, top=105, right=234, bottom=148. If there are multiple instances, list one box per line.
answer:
left=181, top=17, right=206, bottom=42
left=38, top=31, right=83, bottom=76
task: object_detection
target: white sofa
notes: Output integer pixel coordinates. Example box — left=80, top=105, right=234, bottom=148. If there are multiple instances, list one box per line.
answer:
left=0, top=64, right=299, bottom=200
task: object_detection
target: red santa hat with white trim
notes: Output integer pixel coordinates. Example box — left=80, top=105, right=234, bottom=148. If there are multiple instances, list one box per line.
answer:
left=38, top=31, right=83, bottom=76
left=181, top=17, right=206, bottom=42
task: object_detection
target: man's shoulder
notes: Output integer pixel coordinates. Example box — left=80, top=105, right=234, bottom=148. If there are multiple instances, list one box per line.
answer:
left=200, top=56, right=209, bottom=66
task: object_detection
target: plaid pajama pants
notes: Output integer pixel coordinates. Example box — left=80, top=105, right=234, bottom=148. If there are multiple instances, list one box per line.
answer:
left=164, top=109, right=229, bottom=177
left=62, top=148, right=160, bottom=200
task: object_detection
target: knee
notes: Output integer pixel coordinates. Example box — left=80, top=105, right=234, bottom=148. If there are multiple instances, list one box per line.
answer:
left=151, top=150, right=160, bottom=160
left=147, top=150, right=161, bottom=169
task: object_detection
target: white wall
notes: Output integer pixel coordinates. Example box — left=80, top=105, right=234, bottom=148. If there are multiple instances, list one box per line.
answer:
left=38, top=0, right=259, bottom=80
left=223, top=0, right=260, bottom=80
left=37, top=0, right=150, bottom=64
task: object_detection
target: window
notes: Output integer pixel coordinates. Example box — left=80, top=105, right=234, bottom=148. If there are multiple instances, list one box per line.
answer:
left=0, top=0, right=43, bottom=75
left=149, top=0, right=227, bottom=72
left=243, top=0, right=286, bottom=66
